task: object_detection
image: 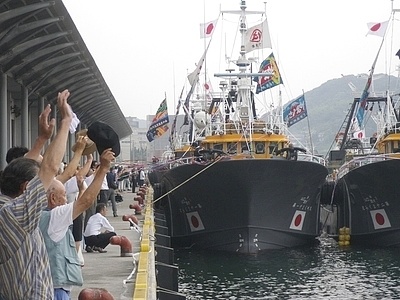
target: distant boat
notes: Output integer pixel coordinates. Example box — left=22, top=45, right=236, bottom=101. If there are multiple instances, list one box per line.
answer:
left=327, top=8, right=400, bottom=247
left=153, top=1, right=328, bottom=254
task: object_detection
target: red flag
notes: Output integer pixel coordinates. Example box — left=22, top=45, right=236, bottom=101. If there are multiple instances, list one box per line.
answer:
left=366, top=21, right=389, bottom=37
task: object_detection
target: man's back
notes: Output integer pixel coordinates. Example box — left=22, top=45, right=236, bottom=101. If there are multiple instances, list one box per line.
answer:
left=0, top=175, right=53, bottom=299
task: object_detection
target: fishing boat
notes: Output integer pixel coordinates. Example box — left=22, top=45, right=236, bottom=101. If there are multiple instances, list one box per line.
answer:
left=327, top=7, right=400, bottom=247
left=154, top=1, right=328, bottom=254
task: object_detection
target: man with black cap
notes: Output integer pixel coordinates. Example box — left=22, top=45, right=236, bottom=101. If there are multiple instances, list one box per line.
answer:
left=87, top=121, right=121, bottom=158
left=87, top=122, right=121, bottom=217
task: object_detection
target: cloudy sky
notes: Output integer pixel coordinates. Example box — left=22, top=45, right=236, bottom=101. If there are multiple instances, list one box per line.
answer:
left=62, top=0, right=398, bottom=119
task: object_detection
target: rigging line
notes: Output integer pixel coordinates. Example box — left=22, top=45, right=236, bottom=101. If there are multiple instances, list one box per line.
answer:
left=152, top=155, right=224, bottom=205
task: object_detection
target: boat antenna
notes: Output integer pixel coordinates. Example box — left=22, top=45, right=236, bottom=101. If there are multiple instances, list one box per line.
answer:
left=304, top=90, right=314, bottom=155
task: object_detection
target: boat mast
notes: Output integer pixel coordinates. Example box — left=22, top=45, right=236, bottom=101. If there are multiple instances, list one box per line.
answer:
left=236, top=0, right=252, bottom=123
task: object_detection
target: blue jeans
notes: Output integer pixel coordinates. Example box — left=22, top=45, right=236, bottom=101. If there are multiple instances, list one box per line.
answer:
left=54, top=288, right=71, bottom=300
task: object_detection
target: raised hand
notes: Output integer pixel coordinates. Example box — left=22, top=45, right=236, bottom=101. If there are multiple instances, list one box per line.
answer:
left=38, top=104, right=55, bottom=141
left=76, top=173, right=86, bottom=193
left=99, top=148, right=115, bottom=171
left=57, top=89, right=72, bottom=122
left=74, top=135, right=87, bottom=154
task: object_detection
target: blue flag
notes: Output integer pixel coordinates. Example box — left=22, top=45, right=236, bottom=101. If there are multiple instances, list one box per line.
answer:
left=283, top=95, right=308, bottom=127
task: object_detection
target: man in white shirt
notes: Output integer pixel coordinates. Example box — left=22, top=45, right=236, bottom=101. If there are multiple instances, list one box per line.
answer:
left=83, top=203, right=116, bottom=253
left=39, top=148, right=115, bottom=299
left=138, top=168, right=145, bottom=187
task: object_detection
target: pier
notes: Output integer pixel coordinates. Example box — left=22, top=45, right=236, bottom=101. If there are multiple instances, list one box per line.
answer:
left=71, top=187, right=184, bottom=300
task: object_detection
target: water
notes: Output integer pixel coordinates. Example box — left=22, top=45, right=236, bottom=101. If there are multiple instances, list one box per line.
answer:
left=175, top=237, right=400, bottom=299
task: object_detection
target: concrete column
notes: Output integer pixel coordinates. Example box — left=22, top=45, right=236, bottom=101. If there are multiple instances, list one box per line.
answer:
left=21, top=86, right=29, bottom=147
left=0, top=74, right=8, bottom=170
left=38, top=96, right=44, bottom=113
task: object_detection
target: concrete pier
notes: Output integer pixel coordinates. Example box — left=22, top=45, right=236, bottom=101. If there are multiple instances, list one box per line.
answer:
left=71, top=187, right=157, bottom=300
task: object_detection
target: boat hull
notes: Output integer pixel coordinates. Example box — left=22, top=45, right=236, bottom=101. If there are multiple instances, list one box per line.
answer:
left=333, top=159, right=400, bottom=247
left=158, top=159, right=328, bottom=254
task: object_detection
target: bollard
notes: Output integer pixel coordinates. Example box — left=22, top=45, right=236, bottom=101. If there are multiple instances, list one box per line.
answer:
left=78, top=288, right=114, bottom=300
left=109, top=235, right=133, bottom=257
left=122, top=214, right=139, bottom=231
left=134, top=195, right=144, bottom=205
left=137, top=191, right=145, bottom=198
left=122, top=214, right=138, bottom=224
left=139, top=187, right=147, bottom=194
left=129, top=203, right=142, bottom=215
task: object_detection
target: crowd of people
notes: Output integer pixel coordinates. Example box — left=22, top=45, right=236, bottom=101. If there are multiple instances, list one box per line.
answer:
left=0, top=90, right=145, bottom=299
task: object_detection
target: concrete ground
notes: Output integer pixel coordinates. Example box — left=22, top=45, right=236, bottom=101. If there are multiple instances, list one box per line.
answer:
left=70, top=188, right=146, bottom=300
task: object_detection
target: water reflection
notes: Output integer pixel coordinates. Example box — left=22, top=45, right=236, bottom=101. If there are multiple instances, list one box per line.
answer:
left=176, top=237, right=400, bottom=299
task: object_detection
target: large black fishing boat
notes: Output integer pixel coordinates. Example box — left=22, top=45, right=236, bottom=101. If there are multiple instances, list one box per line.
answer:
left=153, top=1, right=328, bottom=254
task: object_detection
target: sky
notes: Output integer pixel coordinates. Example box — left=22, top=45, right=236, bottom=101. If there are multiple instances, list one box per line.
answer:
left=61, top=0, right=399, bottom=120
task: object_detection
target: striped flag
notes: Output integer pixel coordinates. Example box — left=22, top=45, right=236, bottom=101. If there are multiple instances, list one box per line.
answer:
left=146, top=98, right=169, bottom=142
left=253, top=52, right=283, bottom=94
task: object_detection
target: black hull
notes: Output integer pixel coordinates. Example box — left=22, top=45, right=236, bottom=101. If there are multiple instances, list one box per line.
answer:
left=148, top=166, right=168, bottom=186
left=159, top=159, right=328, bottom=254
left=333, top=159, right=400, bottom=247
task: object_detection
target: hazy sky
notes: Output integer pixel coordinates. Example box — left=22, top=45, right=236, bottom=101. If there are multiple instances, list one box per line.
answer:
left=62, top=0, right=398, bottom=119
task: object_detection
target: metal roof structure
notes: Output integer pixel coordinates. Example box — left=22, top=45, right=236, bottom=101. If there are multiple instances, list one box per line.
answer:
left=0, top=0, right=132, bottom=139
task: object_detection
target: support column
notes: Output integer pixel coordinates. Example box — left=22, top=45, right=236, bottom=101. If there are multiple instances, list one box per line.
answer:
left=38, top=96, right=44, bottom=113
left=21, top=86, right=29, bottom=148
left=0, top=74, right=8, bottom=170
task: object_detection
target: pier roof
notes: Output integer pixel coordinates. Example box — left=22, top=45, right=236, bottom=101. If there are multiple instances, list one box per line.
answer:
left=0, top=0, right=132, bottom=138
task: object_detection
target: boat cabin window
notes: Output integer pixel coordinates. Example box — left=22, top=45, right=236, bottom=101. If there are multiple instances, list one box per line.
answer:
left=241, top=142, right=250, bottom=153
left=213, top=143, right=223, bottom=151
left=388, top=141, right=400, bottom=153
left=369, top=137, right=377, bottom=147
left=255, top=142, right=265, bottom=154
left=269, top=142, right=278, bottom=154
left=227, top=142, right=237, bottom=154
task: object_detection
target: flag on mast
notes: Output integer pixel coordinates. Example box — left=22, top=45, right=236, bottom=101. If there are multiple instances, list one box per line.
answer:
left=146, top=98, right=169, bottom=142
left=356, top=32, right=386, bottom=127
left=184, top=41, right=211, bottom=125
left=169, top=86, right=185, bottom=150
left=244, top=19, right=272, bottom=53
left=253, top=52, right=283, bottom=94
left=366, top=20, right=389, bottom=37
left=200, top=19, right=218, bottom=38
left=283, top=95, right=308, bottom=127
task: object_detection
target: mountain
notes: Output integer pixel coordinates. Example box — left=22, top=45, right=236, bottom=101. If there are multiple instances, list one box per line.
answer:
left=285, top=73, right=398, bottom=157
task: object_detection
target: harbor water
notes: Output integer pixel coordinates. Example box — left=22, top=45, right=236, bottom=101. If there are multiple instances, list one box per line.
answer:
left=175, top=237, right=400, bottom=299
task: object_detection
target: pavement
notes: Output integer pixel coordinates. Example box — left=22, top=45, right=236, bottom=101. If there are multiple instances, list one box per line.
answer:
left=70, top=188, right=152, bottom=300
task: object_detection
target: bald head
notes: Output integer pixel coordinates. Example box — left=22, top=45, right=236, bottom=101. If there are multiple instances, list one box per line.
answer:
left=46, top=179, right=67, bottom=209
